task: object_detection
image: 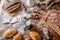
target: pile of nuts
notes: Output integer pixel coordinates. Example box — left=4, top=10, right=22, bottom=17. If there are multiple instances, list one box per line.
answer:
left=30, top=13, right=40, bottom=20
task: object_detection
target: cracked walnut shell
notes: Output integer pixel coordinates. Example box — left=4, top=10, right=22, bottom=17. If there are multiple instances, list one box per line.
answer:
left=30, top=31, right=41, bottom=40
left=13, top=33, right=22, bottom=40
left=3, top=28, right=17, bottom=38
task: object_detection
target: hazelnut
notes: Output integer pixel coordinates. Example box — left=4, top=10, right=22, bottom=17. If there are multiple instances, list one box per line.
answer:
left=30, top=14, right=33, bottom=18
left=31, top=13, right=39, bottom=20
left=34, top=9, right=38, bottom=13
left=25, top=37, right=31, bottom=40
left=30, top=31, right=41, bottom=40
left=3, top=28, right=17, bottom=38
left=23, top=16, right=27, bottom=19
left=13, top=33, right=22, bottom=40
left=30, top=13, right=39, bottom=20
left=35, top=16, right=39, bottom=19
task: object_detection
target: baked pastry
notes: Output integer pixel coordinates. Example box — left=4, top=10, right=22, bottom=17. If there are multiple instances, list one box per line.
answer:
left=47, top=10, right=60, bottom=29
left=25, top=37, right=31, bottom=40
left=3, top=0, right=22, bottom=16
left=30, top=31, right=41, bottom=40
left=2, top=0, right=27, bottom=16
left=3, top=0, right=21, bottom=11
left=3, top=28, right=17, bottom=38
left=13, top=33, right=22, bottom=40
left=37, top=9, right=60, bottom=40
left=46, top=10, right=60, bottom=40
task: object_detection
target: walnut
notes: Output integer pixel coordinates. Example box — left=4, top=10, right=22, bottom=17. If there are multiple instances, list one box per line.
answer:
left=25, top=37, right=31, bottom=40
left=13, top=33, right=22, bottom=40
left=30, top=31, right=41, bottom=40
left=3, top=28, right=17, bottom=38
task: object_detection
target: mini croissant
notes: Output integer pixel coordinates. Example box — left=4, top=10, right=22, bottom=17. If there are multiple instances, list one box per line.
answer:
left=30, top=31, right=41, bottom=40
left=25, top=37, right=31, bottom=40
left=3, top=28, right=17, bottom=38
left=13, top=33, right=22, bottom=40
